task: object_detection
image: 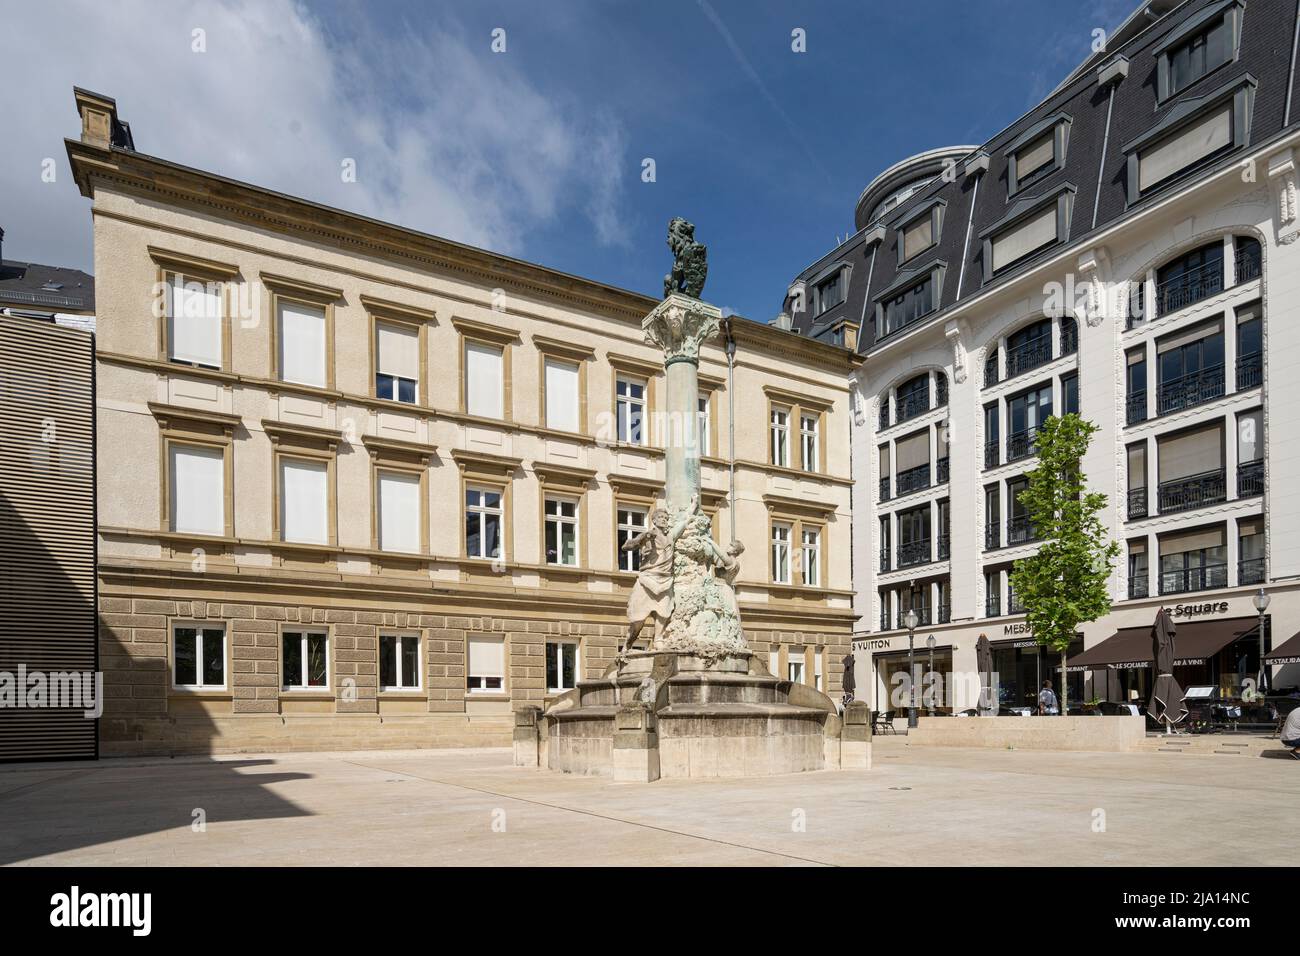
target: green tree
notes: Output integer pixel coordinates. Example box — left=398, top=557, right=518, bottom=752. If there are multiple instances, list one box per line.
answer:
left=1008, top=414, right=1119, bottom=716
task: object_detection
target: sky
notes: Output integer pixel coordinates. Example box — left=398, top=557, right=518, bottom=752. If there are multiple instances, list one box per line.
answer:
left=0, top=0, right=1138, bottom=321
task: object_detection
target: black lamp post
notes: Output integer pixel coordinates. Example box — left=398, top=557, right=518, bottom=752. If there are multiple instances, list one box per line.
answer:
left=904, top=607, right=919, bottom=728
left=926, top=634, right=936, bottom=716
left=1253, top=587, right=1270, bottom=695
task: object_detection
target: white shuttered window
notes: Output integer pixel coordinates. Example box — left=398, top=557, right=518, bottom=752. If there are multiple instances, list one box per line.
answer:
left=170, top=445, right=225, bottom=535
left=278, top=301, right=327, bottom=388
left=378, top=472, right=421, bottom=553
left=167, top=275, right=223, bottom=368
left=544, top=358, right=579, bottom=432
left=280, top=458, right=329, bottom=544
left=466, top=342, right=504, bottom=418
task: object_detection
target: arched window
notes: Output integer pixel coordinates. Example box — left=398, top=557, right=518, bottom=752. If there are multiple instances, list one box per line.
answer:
left=895, top=373, right=930, bottom=423
left=1234, top=235, right=1261, bottom=284
left=1005, top=318, right=1053, bottom=379
left=1155, top=241, right=1223, bottom=317
left=878, top=393, right=891, bottom=431
left=935, top=370, right=949, bottom=407
left=1060, top=315, right=1078, bottom=356
left=984, top=347, right=1000, bottom=388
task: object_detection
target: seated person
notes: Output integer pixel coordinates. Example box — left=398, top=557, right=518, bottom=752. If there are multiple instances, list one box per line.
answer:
left=1281, top=706, right=1300, bottom=760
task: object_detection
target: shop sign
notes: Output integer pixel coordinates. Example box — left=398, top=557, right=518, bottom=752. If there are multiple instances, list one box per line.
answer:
left=1170, top=601, right=1229, bottom=618
left=854, top=638, right=892, bottom=651
left=1003, top=622, right=1032, bottom=636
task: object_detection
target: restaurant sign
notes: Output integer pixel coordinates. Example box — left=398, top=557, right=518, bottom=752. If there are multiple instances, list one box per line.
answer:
left=1169, top=601, right=1229, bottom=618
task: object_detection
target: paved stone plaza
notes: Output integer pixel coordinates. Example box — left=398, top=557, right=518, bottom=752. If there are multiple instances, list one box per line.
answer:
left=2, top=739, right=1296, bottom=866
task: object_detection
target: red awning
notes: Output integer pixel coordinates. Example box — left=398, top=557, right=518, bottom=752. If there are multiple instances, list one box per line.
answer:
left=1067, top=616, right=1258, bottom=670
left=1265, top=632, right=1300, bottom=665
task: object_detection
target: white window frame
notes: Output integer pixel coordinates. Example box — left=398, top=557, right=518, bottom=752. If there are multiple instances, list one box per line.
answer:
left=465, top=485, right=504, bottom=560
left=374, top=319, right=419, bottom=404
left=282, top=630, right=330, bottom=691
left=772, top=522, right=792, bottom=584
left=801, top=526, right=822, bottom=588
left=800, top=412, right=819, bottom=473
left=377, top=469, right=421, bottom=554
left=166, top=273, right=224, bottom=370
left=545, top=496, right=580, bottom=567
left=172, top=623, right=227, bottom=691
left=546, top=640, right=580, bottom=693
left=467, top=635, right=505, bottom=693
left=770, top=407, right=790, bottom=468
left=379, top=633, right=422, bottom=692
left=787, top=647, right=806, bottom=685
left=169, top=442, right=226, bottom=536
left=814, top=649, right=824, bottom=691
left=617, top=506, right=647, bottom=572
left=465, top=340, right=505, bottom=419
left=544, top=356, right=581, bottom=433
left=616, top=375, right=647, bottom=446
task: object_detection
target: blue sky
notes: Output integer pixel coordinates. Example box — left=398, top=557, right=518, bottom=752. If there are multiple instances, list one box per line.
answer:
left=2, top=0, right=1135, bottom=320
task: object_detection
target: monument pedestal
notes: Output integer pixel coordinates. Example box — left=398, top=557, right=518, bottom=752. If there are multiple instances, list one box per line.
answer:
left=533, top=650, right=852, bottom=780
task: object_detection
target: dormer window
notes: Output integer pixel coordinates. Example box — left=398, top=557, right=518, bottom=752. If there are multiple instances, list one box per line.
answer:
left=980, top=188, right=1074, bottom=281
left=1155, top=0, right=1242, bottom=102
left=812, top=267, right=846, bottom=318
left=1005, top=114, right=1071, bottom=195
left=896, top=200, right=944, bottom=266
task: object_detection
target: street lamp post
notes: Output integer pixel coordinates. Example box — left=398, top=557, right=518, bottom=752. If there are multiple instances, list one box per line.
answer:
left=1253, top=587, right=1270, bottom=695
left=904, top=607, right=919, bottom=729
left=926, top=634, right=936, bottom=716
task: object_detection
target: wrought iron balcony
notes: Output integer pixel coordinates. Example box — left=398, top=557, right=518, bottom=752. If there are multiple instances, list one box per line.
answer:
left=1128, top=574, right=1149, bottom=599
left=1156, top=260, right=1223, bottom=316
left=1005, top=337, right=1052, bottom=379
left=1158, top=364, right=1224, bottom=415
left=937, top=603, right=952, bottom=625
left=1007, top=515, right=1038, bottom=545
left=1235, top=247, right=1261, bottom=284
left=1236, top=352, right=1262, bottom=391
left=897, top=538, right=932, bottom=569
left=1060, top=323, right=1078, bottom=356
left=984, top=522, right=1000, bottom=551
left=1127, top=486, right=1148, bottom=520
left=983, top=355, right=999, bottom=388
left=1157, top=468, right=1226, bottom=514
left=1126, top=390, right=1148, bottom=425
left=1007, top=425, right=1041, bottom=463
left=1237, top=459, right=1263, bottom=498
left=984, top=439, right=1000, bottom=470
left=897, top=607, right=932, bottom=628
left=936, top=376, right=948, bottom=407
left=935, top=456, right=950, bottom=484
left=879, top=548, right=891, bottom=573
left=878, top=403, right=890, bottom=431
left=985, top=594, right=1001, bottom=617
left=895, top=390, right=930, bottom=424
left=879, top=476, right=891, bottom=502
left=936, top=533, right=951, bottom=561
left=1238, top=557, right=1265, bottom=586
left=880, top=607, right=891, bottom=631
left=896, top=463, right=932, bottom=496
left=1008, top=590, right=1026, bottom=614
left=1160, top=563, right=1228, bottom=595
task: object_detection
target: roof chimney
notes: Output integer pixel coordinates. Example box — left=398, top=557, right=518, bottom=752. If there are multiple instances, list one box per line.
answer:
left=73, top=88, right=132, bottom=150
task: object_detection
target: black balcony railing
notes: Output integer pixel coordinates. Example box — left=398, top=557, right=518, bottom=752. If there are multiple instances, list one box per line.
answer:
left=1157, top=468, right=1226, bottom=514
left=1007, top=515, right=1037, bottom=545
left=1127, top=486, right=1148, bottom=520
left=1239, top=557, right=1265, bottom=586
left=1007, top=425, right=1041, bottom=462
left=898, top=538, right=932, bottom=569
left=896, top=390, right=930, bottom=424
left=879, top=476, right=891, bottom=502
left=984, top=355, right=999, bottom=388
left=878, top=403, right=890, bottom=431
left=984, top=439, right=1000, bottom=470
left=1236, top=352, right=1262, bottom=391
left=1160, top=563, right=1228, bottom=595
left=896, top=463, right=932, bottom=496
left=936, top=376, right=949, bottom=407
left=984, top=522, right=1000, bottom=551
left=1156, top=260, right=1223, bottom=316
left=1060, top=323, right=1078, bottom=356
left=897, top=607, right=933, bottom=628
left=985, top=593, right=1001, bottom=617
left=1158, top=364, right=1224, bottom=415
left=1129, top=574, right=1149, bottom=599
left=1237, top=459, right=1263, bottom=498
left=937, top=603, right=952, bottom=625
left=937, top=533, right=951, bottom=560
left=1008, top=591, right=1026, bottom=615
left=1126, top=390, right=1148, bottom=426
left=1235, top=248, right=1262, bottom=284
left=880, top=608, right=891, bottom=631
left=1005, top=337, right=1052, bottom=379
left=879, top=548, right=891, bottom=573
left=936, top=456, right=950, bottom=484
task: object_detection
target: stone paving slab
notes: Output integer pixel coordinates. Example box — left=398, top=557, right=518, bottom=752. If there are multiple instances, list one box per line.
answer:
left=1, top=740, right=1296, bottom=866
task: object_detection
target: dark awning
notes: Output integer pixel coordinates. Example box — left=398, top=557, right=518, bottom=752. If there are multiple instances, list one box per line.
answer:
left=1265, top=632, right=1300, bottom=665
left=1067, top=616, right=1258, bottom=671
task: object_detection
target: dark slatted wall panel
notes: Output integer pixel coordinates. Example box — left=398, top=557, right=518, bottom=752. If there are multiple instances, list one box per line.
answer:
left=0, top=315, right=97, bottom=761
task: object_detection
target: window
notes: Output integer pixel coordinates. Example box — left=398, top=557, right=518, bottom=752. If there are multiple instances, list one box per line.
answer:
left=1060, top=315, right=1078, bottom=355
left=173, top=624, right=225, bottom=690
left=1061, top=372, right=1078, bottom=415
left=465, top=487, right=503, bottom=560
left=698, top=393, right=711, bottom=456
left=379, top=634, right=420, bottom=691
left=990, top=205, right=1059, bottom=274
left=544, top=357, right=580, bottom=432
left=984, top=484, right=1001, bottom=550
left=1236, top=302, right=1261, bottom=390
left=800, top=413, right=819, bottom=472
left=1007, top=383, right=1052, bottom=461
left=1234, top=236, right=1261, bottom=284
left=937, top=497, right=951, bottom=559
left=375, top=320, right=418, bottom=404
left=545, top=497, right=579, bottom=566
left=1008, top=476, right=1034, bottom=544
left=882, top=274, right=935, bottom=336
left=279, top=458, right=329, bottom=545
left=1238, top=517, right=1264, bottom=585
left=169, top=444, right=225, bottom=535
left=801, top=526, right=821, bottom=587
left=1156, top=242, right=1224, bottom=317
left=1157, top=2, right=1239, bottom=100
left=895, top=373, right=930, bottom=423
left=616, top=376, right=646, bottom=445
left=897, top=504, right=931, bottom=568
left=282, top=631, right=328, bottom=690
left=617, top=507, right=647, bottom=571
left=814, top=650, right=824, bottom=691
left=546, top=640, right=579, bottom=692
left=879, top=515, right=891, bottom=571
left=983, top=403, right=1000, bottom=470
left=771, top=523, right=791, bottom=584
left=1128, top=539, right=1150, bottom=598
left=895, top=429, right=931, bottom=494
left=1014, top=131, right=1055, bottom=187
left=377, top=470, right=421, bottom=554
left=1157, top=422, right=1226, bottom=514
left=277, top=299, right=328, bottom=388
left=1159, top=525, right=1226, bottom=594
left=878, top=443, right=891, bottom=501
left=984, top=348, right=1000, bottom=388
left=1005, top=319, right=1053, bottom=379
left=935, top=371, right=948, bottom=407
left=984, top=570, right=1002, bottom=616
left=1236, top=408, right=1262, bottom=465
left=813, top=269, right=845, bottom=317
left=1128, top=442, right=1148, bottom=519
left=1126, top=348, right=1148, bottom=424
left=467, top=635, right=505, bottom=693
left=787, top=646, right=806, bottom=684
left=770, top=407, right=790, bottom=467
left=465, top=341, right=505, bottom=419
left=898, top=205, right=943, bottom=264
left=1157, top=319, right=1224, bottom=413
left=166, top=273, right=224, bottom=369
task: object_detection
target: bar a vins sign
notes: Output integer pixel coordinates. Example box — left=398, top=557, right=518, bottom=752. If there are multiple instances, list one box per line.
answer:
left=1170, top=601, right=1229, bottom=618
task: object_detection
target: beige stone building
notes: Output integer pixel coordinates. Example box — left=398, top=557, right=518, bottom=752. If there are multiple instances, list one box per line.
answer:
left=66, top=89, right=860, bottom=756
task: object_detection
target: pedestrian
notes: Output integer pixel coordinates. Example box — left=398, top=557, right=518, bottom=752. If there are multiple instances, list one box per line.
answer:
left=1037, top=679, right=1060, bottom=716
left=1281, top=706, right=1300, bottom=760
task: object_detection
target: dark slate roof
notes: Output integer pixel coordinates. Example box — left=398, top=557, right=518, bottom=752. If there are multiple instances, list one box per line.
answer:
left=0, top=260, right=96, bottom=312
left=786, top=0, right=1298, bottom=353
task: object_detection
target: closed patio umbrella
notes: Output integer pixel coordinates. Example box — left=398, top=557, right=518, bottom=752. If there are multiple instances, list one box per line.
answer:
left=1149, top=607, right=1189, bottom=732
left=976, top=634, right=993, bottom=714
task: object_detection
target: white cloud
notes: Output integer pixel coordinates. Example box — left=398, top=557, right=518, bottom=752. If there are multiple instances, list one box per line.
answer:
left=0, top=0, right=630, bottom=273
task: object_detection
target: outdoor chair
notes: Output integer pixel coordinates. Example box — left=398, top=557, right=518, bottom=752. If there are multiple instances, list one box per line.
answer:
left=871, top=710, right=896, bottom=735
